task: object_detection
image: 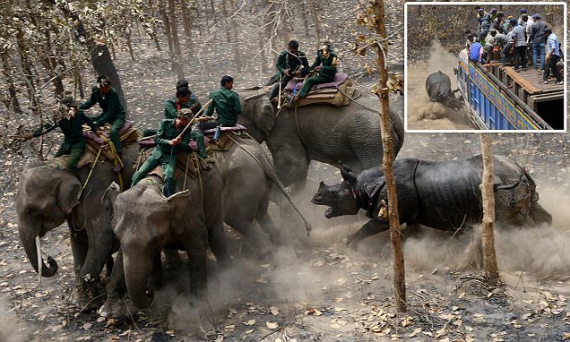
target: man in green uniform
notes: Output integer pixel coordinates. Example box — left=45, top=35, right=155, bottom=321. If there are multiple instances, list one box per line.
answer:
left=131, top=109, right=199, bottom=197
left=165, top=83, right=202, bottom=119
left=204, top=75, right=242, bottom=127
left=292, top=40, right=338, bottom=103
left=268, top=40, right=310, bottom=103
left=80, top=75, right=126, bottom=172
left=25, top=96, right=97, bottom=172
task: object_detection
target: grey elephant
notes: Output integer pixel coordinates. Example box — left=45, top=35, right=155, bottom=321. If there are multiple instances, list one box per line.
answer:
left=210, top=134, right=310, bottom=259
left=16, top=142, right=139, bottom=307
left=239, top=90, right=405, bottom=191
left=312, top=155, right=552, bottom=247
left=100, top=158, right=228, bottom=313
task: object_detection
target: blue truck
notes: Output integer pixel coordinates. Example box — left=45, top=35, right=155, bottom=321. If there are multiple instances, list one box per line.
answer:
left=455, top=50, right=565, bottom=131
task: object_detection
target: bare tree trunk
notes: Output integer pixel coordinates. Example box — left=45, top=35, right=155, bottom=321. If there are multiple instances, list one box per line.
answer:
left=299, top=1, right=311, bottom=38
left=167, top=0, right=184, bottom=79
left=480, top=133, right=500, bottom=286
left=179, top=0, right=193, bottom=53
left=159, top=0, right=174, bottom=53
left=309, top=0, right=321, bottom=49
left=227, top=0, right=241, bottom=71
left=0, top=51, right=22, bottom=114
left=373, top=0, right=406, bottom=313
left=89, top=41, right=128, bottom=113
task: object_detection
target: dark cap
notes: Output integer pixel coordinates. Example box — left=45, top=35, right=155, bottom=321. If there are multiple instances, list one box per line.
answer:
left=61, top=95, right=79, bottom=108
left=176, top=80, right=189, bottom=89
left=509, top=18, right=518, bottom=25
left=519, top=8, right=527, bottom=13
left=97, top=75, right=111, bottom=88
left=532, top=14, right=540, bottom=19
left=490, top=8, right=497, bottom=13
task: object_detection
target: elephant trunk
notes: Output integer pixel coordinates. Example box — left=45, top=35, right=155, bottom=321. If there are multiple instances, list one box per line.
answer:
left=18, top=225, right=58, bottom=277
left=124, top=253, right=154, bottom=309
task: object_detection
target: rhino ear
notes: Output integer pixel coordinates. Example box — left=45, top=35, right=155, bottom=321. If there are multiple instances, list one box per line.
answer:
left=318, top=181, right=326, bottom=190
left=168, top=190, right=191, bottom=235
left=57, top=173, right=82, bottom=215
left=340, top=170, right=357, bottom=185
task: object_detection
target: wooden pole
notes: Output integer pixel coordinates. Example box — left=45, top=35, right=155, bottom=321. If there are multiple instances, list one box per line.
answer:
left=372, top=0, right=406, bottom=313
left=480, top=133, right=500, bottom=285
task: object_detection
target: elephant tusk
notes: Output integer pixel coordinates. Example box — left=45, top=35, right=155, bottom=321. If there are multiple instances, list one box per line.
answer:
left=35, top=235, right=42, bottom=288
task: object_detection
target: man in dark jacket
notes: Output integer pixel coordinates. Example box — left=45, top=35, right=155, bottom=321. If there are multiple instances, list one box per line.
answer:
left=268, top=40, right=310, bottom=103
left=80, top=75, right=126, bottom=171
left=204, top=75, right=242, bottom=127
left=292, top=40, right=338, bottom=103
left=131, top=109, right=196, bottom=197
left=25, top=96, right=97, bottom=172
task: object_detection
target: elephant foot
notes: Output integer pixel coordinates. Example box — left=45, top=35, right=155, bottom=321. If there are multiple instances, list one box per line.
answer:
left=74, top=284, right=103, bottom=312
left=163, top=249, right=183, bottom=271
left=99, top=298, right=129, bottom=319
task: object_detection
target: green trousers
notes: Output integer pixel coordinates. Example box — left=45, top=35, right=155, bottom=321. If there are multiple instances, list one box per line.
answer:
left=298, top=75, right=334, bottom=98
left=109, top=119, right=125, bottom=154
left=131, top=149, right=178, bottom=196
left=55, top=142, right=85, bottom=172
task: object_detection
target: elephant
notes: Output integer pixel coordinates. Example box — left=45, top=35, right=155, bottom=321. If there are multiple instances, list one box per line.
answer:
left=100, top=156, right=228, bottom=312
left=209, top=134, right=310, bottom=260
left=425, top=71, right=464, bottom=111
left=16, top=142, right=139, bottom=307
left=311, top=154, right=552, bottom=247
left=239, top=89, right=405, bottom=191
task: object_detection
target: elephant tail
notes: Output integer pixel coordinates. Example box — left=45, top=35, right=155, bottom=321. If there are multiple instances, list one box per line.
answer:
left=228, top=135, right=312, bottom=236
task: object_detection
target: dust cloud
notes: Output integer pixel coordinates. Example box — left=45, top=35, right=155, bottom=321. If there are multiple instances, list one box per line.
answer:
left=407, top=39, right=472, bottom=130
left=0, top=300, right=37, bottom=342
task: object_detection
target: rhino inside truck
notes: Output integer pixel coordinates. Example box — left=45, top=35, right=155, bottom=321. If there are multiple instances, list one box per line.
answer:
left=455, top=49, right=565, bottom=131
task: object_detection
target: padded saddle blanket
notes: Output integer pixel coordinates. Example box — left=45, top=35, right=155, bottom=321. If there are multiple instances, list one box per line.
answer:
left=138, top=124, right=248, bottom=153
left=134, top=147, right=201, bottom=180
left=282, top=73, right=359, bottom=107
left=76, top=121, right=140, bottom=169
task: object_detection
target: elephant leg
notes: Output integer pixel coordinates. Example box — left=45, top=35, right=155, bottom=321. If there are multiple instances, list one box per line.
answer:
left=99, top=250, right=127, bottom=318
left=344, top=219, right=389, bottom=248
left=226, top=217, right=274, bottom=262
left=183, top=226, right=209, bottom=299
left=69, top=228, right=89, bottom=278
left=255, top=199, right=281, bottom=245
left=207, top=218, right=232, bottom=270
left=163, top=248, right=183, bottom=270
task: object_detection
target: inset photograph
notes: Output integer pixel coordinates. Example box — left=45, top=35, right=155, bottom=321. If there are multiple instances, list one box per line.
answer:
left=405, top=2, right=566, bottom=132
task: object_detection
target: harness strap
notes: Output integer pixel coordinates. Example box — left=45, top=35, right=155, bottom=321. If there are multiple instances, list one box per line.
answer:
left=82, top=145, right=103, bottom=191
left=100, top=136, right=123, bottom=190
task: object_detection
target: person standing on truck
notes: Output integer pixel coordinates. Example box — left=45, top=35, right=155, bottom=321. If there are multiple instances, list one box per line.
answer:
left=543, top=28, right=563, bottom=85
left=469, top=37, right=484, bottom=63
left=510, top=19, right=528, bottom=71
left=529, top=14, right=547, bottom=70
left=491, top=30, right=512, bottom=66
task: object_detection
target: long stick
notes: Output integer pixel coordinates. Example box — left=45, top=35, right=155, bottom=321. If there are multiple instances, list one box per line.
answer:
left=178, top=99, right=213, bottom=138
left=277, top=74, right=282, bottom=109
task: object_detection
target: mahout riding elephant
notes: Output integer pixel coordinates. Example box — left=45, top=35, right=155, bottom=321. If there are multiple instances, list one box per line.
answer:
left=425, top=71, right=464, bottom=111
left=239, top=90, right=405, bottom=192
left=99, top=156, right=228, bottom=314
left=16, top=142, right=139, bottom=308
left=211, top=134, right=310, bottom=260
left=312, top=154, right=552, bottom=248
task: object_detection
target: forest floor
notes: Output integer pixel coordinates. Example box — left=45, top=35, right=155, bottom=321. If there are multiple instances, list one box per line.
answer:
left=1, top=1, right=570, bottom=341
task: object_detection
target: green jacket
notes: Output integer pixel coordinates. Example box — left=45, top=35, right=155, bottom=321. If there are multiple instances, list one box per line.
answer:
left=275, top=50, right=309, bottom=77
left=164, top=95, right=202, bottom=120
left=80, top=86, right=126, bottom=127
left=154, top=119, right=192, bottom=157
left=33, top=110, right=96, bottom=145
left=205, top=86, right=242, bottom=127
left=310, top=49, right=338, bottom=80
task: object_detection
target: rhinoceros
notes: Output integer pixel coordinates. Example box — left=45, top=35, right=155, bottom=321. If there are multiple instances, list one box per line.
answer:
left=311, top=155, right=552, bottom=247
left=426, top=71, right=464, bottom=111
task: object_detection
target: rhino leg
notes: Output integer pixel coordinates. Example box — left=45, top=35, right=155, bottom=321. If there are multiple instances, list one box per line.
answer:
left=344, top=219, right=389, bottom=247
left=529, top=201, right=552, bottom=226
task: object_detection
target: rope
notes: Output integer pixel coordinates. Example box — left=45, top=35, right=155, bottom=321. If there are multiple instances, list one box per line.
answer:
left=183, top=150, right=191, bottom=190
left=100, top=136, right=123, bottom=191
left=82, top=146, right=103, bottom=191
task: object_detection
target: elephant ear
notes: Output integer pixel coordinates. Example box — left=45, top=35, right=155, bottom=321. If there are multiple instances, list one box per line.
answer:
left=102, top=182, right=121, bottom=216
left=167, top=190, right=191, bottom=235
left=56, top=172, right=82, bottom=215
left=253, top=99, right=276, bottom=136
